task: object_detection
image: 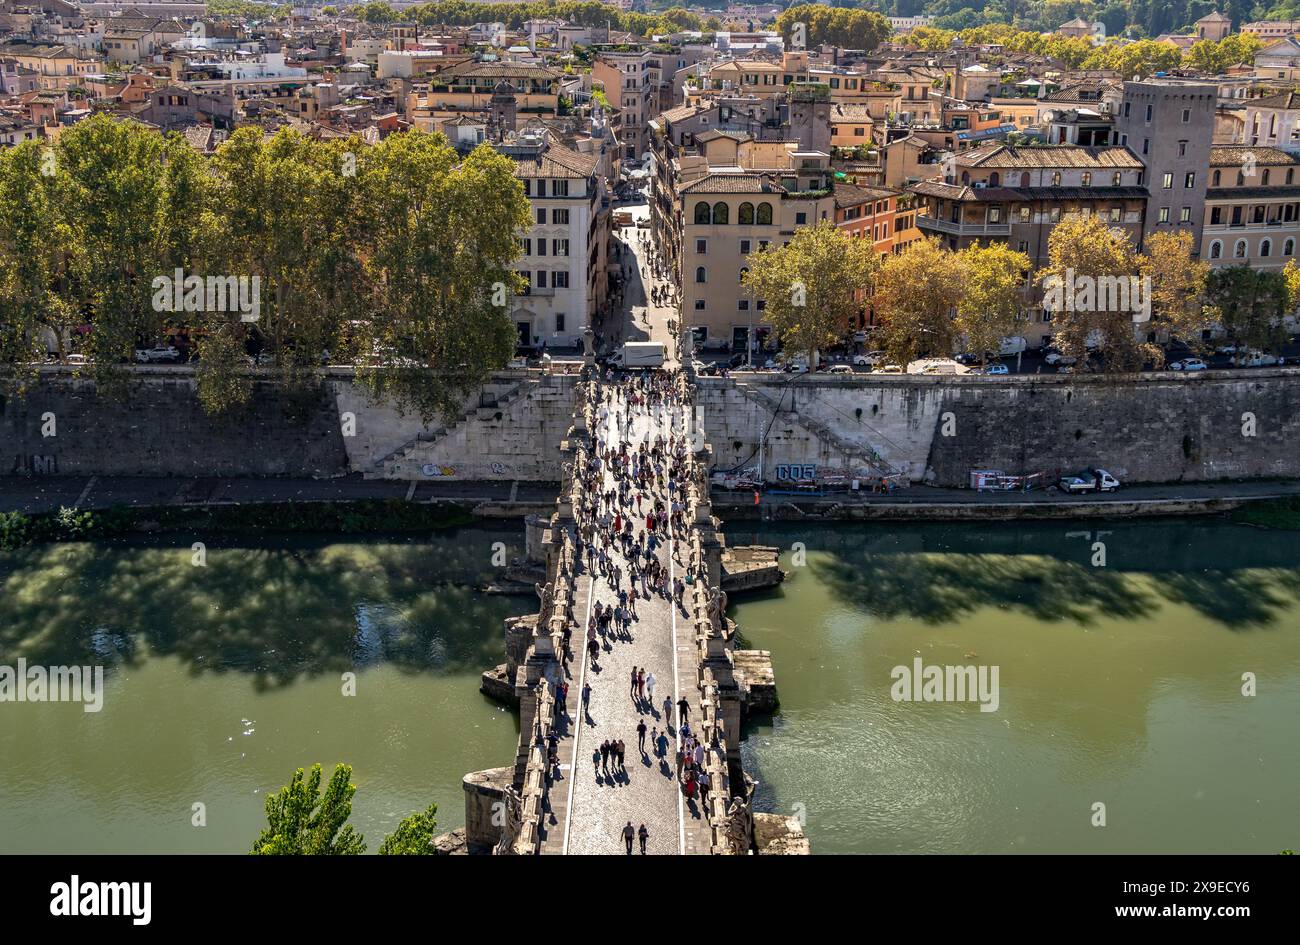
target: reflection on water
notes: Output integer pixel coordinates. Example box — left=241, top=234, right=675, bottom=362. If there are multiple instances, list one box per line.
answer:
left=726, top=520, right=1300, bottom=854
left=0, top=529, right=531, bottom=854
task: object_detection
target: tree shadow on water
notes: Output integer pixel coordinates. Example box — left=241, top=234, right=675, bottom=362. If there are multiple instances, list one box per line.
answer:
left=0, top=536, right=533, bottom=687
left=812, top=551, right=1159, bottom=627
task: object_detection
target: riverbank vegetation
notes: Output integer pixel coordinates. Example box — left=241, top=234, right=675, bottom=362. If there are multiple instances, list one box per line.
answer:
left=0, top=115, right=530, bottom=421
left=0, top=500, right=475, bottom=550
left=1232, top=495, right=1300, bottom=530
left=251, top=763, right=440, bottom=855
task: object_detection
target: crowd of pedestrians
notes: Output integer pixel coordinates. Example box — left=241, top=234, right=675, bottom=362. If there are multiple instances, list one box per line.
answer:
left=553, top=366, right=718, bottom=852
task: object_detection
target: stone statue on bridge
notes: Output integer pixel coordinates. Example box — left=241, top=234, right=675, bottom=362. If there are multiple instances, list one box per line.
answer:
left=724, top=794, right=753, bottom=855
left=493, top=785, right=523, bottom=856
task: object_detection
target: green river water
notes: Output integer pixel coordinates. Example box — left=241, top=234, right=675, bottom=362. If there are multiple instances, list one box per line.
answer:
left=0, top=518, right=1296, bottom=854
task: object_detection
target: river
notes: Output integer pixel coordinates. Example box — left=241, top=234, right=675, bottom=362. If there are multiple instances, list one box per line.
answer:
left=0, top=527, right=530, bottom=854
left=725, top=519, right=1300, bottom=854
left=2, top=518, right=1296, bottom=854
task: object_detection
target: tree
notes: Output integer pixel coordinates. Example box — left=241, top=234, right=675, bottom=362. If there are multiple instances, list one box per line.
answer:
left=1037, top=215, right=1154, bottom=372
left=251, top=763, right=366, bottom=855
left=1138, top=230, right=1210, bottom=355
left=0, top=140, right=81, bottom=384
left=56, top=115, right=181, bottom=396
left=1184, top=34, right=1264, bottom=74
left=740, top=220, right=880, bottom=368
left=379, top=804, right=439, bottom=855
left=1283, top=258, right=1300, bottom=310
left=874, top=237, right=966, bottom=367
left=355, top=132, right=531, bottom=420
left=1204, top=266, right=1291, bottom=358
left=955, top=242, right=1031, bottom=365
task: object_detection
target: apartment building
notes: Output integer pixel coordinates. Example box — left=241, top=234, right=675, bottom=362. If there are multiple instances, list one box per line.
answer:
left=1202, top=145, right=1300, bottom=271
left=674, top=138, right=835, bottom=349
left=910, top=143, right=1147, bottom=343
left=1241, top=90, right=1300, bottom=152
left=409, top=59, right=563, bottom=127
left=500, top=132, right=609, bottom=349
left=1113, top=79, right=1215, bottom=251
left=592, top=48, right=655, bottom=160
left=102, top=15, right=184, bottom=65
left=1, top=42, right=102, bottom=89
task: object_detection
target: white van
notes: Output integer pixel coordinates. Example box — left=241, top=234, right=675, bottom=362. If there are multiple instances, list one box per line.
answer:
left=614, top=341, right=665, bottom=368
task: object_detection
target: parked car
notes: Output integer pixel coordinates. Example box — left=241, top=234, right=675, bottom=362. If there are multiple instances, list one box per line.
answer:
left=878, top=364, right=904, bottom=374
left=65, top=353, right=92, bottom=365
left=1059, top=468, right=1121, bottom=494
left=953, top=352, right=982, bottom=366
left=1169, top=358, right=1207, bottom=371
left=1215, top=342, right=1240, bottom=355
left=852, top=350, right=885, bottom=367
left=1044, top=350, right=1077, bottom=366
left=980, top=362, right=1010, bottom=375
left=827, top=363, right=853, bottom=375
left=134, top=345, right=180, bottom=363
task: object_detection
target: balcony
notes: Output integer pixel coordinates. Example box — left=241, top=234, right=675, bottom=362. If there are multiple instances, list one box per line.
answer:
left=916, top=215, right=1011, bottom=237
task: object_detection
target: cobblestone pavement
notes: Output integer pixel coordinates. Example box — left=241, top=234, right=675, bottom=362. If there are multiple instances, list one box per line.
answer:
left=558, top=386, right=704, bottom=855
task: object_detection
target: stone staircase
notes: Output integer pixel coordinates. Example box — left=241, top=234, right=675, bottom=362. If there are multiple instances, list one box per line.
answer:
left=371, top=380, right=527, bottom=477
left=733, top=380, right=907, bottom=480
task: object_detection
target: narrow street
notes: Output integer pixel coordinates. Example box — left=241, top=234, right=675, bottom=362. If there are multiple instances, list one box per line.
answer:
left=599, top=194, right=680, bottom=364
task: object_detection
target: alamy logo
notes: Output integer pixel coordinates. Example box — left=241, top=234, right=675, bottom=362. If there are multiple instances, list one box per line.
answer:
left=0, top=659, right=104, bottom=712
left=891, top=657, right=1000, bottom=713
left=1042, top=268, right=1150, bottom=323
left=50, top=876, right=151, bottom=925
left=151, top=269, right=261, bottom=322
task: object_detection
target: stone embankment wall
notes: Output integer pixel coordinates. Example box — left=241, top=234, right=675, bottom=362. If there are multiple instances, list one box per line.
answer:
left=4, top=366, right=1298, bottom=488
left=1, top=366, right=579, bottom=481
left=696, top=369, right=1300, bottom=487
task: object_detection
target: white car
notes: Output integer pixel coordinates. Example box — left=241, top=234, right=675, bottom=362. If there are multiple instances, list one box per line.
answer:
left=852, top=350, right=885, bottom=367
left=827, top=363, right=853, bottom=375
left=65, top=353, right=92, bottom=365
left=134, top=345, right=179, bottom=363
left=1169, top=358, right=1207, bottom=371
left=1044, top=350, right=1077, bottom=366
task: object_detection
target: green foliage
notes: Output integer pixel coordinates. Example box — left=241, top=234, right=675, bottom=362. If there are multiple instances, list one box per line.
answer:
left=742, top=221, right=881, bottom=364
left=206, top=0, right=279, bottom=17
left=776, top=4, right=893, bottom=50
left=1232, top=496, right=1300, bottom=530
left=252, top=763, right=366, bottom=855
left=1204, top=266, right=1291, bottom=357
left=379, top=804, right=440, bottom=854
left=0, top=500, right=474, bottom=550
left=0, top=117, right=529, bottom=423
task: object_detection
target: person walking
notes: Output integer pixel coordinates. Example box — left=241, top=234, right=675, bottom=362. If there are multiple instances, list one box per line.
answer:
left=616, top=739, right=626, bottom=770
left=623, top=821, right=635, bottom=855
left=630, top=666, right=639, bottom=698
left=645, top=671, right=656, bottom=709
left=600, top=740, right=610, bottom=771
left=638, top=823, right=649, bottom=855
left=677, top=696, right=690, bottom=724
left=637, top=718, right=647, bottom=753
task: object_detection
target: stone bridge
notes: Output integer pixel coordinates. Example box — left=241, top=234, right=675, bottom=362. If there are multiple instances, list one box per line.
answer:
left=444, top=365, right=807, bottom=855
